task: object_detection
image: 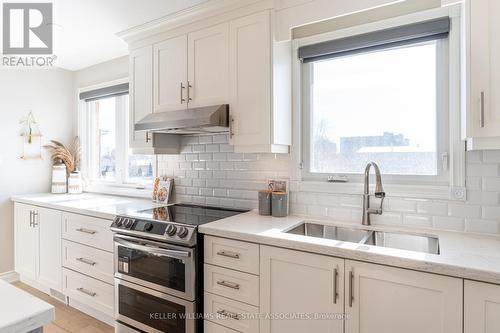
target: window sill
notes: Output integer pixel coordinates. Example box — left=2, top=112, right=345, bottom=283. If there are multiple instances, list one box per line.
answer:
left=290, top=180, right=466, bottom=201
left=84, top=183, right=152, bottom=199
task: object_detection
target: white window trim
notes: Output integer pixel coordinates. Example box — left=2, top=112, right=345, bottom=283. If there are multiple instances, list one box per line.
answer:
left=290, top=4, right=466, bottom=201
left=77, top=78, right=157, bottom=198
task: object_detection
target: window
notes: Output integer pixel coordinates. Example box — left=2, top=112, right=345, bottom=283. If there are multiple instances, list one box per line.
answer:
left=300, top=17, right=451, bottom=184
left=79, top=85, right=155, bottom=189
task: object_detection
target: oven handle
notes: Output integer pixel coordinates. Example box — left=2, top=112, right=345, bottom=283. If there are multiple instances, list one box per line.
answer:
left=115, top=237, right=191, bottom=259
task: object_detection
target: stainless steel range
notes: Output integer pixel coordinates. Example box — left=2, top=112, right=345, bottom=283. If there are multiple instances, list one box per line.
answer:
left=111, top=203, right=248, bottom=333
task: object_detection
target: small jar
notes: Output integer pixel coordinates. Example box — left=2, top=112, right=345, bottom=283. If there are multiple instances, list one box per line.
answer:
left=258, top=190, right=272, bottom=216
left=68, top=170, right=83, bottom=194
left=51, top=161, right=67, bottom=194
left=272, top=191, right=288, bottom=217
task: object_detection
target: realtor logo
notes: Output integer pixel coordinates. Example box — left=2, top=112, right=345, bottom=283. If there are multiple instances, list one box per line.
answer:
left=2, top=3, right=53, bottom=54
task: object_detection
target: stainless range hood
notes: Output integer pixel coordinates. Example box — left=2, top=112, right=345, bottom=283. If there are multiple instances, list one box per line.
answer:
left=135, top=104, right=229, bottom=134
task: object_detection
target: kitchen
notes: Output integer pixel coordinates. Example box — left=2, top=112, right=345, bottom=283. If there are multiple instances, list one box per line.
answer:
left=1, top=0, right=500, bottom=333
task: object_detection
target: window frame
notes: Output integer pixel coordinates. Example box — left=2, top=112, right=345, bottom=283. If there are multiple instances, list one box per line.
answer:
left=291, top=5, right=466, bottom=201
left=77, top=78, right=157, bottom=197
left=301, top=39, right=450, bottom=185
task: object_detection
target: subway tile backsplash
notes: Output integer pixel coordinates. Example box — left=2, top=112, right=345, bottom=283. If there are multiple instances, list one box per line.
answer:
left=158, top=134, right=500, bottom=235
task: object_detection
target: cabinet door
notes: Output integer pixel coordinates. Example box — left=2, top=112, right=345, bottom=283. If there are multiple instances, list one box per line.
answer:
left=260, top=246, right=344, bottom=333
left=14, top=203, right=37, bottom=280
left=229, top=11, right=271, bottom=147
left=465, top=280, right=500, bottom=333
left=154, top=35, right=188, bottom=112
left=37, top=207, right=62, bottom=292
left=469, top=0, right=500, bottom=137
left=345, top=260, right=462, bottom=333
left=129, top=45, right=153, bottom=149
left=188, top=23, right=229, bottom=108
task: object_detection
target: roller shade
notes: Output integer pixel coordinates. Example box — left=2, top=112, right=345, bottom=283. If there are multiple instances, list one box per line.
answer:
left=79, top=83, right=129, bottom=101
left=298, top=17, right=450, bottom=63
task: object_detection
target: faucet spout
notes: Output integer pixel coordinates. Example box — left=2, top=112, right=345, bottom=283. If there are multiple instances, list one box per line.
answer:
left=362, top=162, right=385, bottom=225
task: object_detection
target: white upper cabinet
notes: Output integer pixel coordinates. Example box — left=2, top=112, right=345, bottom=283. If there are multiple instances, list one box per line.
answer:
left=126, top=7, right=292, bottom=154
left=129, top=45, right=153, bottom=150
left=465, top=0, right=500, bottom=149
left=229, top=10, right=291, bottom=153
left=344, top=260, right=463, bottom=333
left=464, top=280, right=500, bottom=333
left=260, top=246, right=344, bottom=333
left=188, top=23, right=229, bottom=108
left=154, top=35, right=188, bottom=113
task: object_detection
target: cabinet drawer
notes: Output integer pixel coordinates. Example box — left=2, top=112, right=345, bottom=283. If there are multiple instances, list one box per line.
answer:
left=63, top=268, right=114, bottom=317
left=204, top=236, right=259, bottom=274
left=62, top=240, right=114, bottom=285
left=205, top=320, right=240, bottom=333
left=62, top=212, right=113, bottom=252
left=204, top=292, right=259, bottom=333
left=205, top=264, right=259, bottom=306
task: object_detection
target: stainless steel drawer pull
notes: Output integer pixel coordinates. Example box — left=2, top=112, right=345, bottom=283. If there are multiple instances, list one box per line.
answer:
left=187, top=81, right=193, bottom=101
left=76, top=228, right=97, bottom=235
left=348, top=270, right=354, bottom=307
left=29, top=210, right=33, bottom=228
left=480, top=91, right=485, bottom=128
left=76, top=257, right=97, bottom=266
left=216, top=250, right=240, bottom=259
left=180, top=82, right=186, bottom=104
left=333, top=268, right=338, bottom=304
left=217, top=309, right=240, bottom=320
left=77, top=287, right=97, bottom=297
left=217, top=280, right=240, bottom=290
left=32, top=211, right=38, bottom=227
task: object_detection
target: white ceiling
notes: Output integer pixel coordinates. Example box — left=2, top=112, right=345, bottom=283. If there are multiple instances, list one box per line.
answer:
left=49, top=0, right=208, bottom=71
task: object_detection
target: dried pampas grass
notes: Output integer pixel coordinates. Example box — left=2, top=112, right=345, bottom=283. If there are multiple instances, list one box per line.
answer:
left=44, top=137, right=81, bottom=175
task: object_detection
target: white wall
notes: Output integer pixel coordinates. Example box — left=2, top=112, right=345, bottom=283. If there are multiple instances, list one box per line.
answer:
left=0, top=68, right=74, bottom=274
left=74, top=55, right=128, bottom=88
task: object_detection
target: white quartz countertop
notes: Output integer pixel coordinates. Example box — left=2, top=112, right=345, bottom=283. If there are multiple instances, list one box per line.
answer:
left=0, top=281, right=54, bottom=333
left=11, top=193, right=164, bottom=220
left=199, top=210, right=500, bottom=285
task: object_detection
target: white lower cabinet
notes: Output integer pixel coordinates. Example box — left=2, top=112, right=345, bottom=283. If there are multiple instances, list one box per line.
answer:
left=464, top=280, right=500, bottom=333
left=62, top=240, right=114, bottom=285
left=63, top=268, right=114, bottom=317
left=14, top=203, right=62, bottom=292
left=344, top=260, right=463, bottom=333
left=204, top=292, right=259, bottom=333
left=260, top=245, right=344, bottom=333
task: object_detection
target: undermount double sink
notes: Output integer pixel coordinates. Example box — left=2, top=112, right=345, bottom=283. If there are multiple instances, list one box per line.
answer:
left=285, top=222, right=440, bottom=255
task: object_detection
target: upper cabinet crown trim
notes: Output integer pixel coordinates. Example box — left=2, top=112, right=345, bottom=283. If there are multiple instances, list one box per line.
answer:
left=117, top=0, right=272, bottom=44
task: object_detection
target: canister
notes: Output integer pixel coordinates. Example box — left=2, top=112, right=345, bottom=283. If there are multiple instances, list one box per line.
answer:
left=258, top=190, right=272, bottom=216
left=272, top=191, right=288, bottom=217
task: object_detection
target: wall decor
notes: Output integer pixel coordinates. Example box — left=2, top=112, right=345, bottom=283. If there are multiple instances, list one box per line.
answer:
left=19, top=111, right=42, bottom=160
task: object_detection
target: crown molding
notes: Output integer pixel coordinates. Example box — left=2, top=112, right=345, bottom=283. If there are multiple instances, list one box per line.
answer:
left=117, top=0, right=266, bottom=44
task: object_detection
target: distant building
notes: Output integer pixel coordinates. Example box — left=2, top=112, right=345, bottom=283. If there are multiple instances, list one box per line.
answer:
left=340, top=132, right=409, bottom=153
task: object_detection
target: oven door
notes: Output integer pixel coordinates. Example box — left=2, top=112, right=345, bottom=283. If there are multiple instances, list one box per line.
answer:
left=116, top=279, right=196, bottom=333
left=114, top=234, right=196, bottom=301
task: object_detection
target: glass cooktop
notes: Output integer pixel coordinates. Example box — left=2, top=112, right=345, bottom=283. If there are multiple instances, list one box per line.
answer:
left=132, top=203, right=249, bottom=226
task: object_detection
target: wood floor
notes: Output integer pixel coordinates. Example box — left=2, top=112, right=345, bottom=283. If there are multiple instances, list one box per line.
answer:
left=13, top=282, right=114, bottom=333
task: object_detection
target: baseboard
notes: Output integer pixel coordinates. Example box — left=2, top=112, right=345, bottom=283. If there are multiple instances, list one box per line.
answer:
left=0, top=270, right=20, bottom=283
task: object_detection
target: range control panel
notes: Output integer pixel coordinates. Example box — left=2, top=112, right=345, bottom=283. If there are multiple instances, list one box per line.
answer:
left=111, top=216, right=196, bottom=246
